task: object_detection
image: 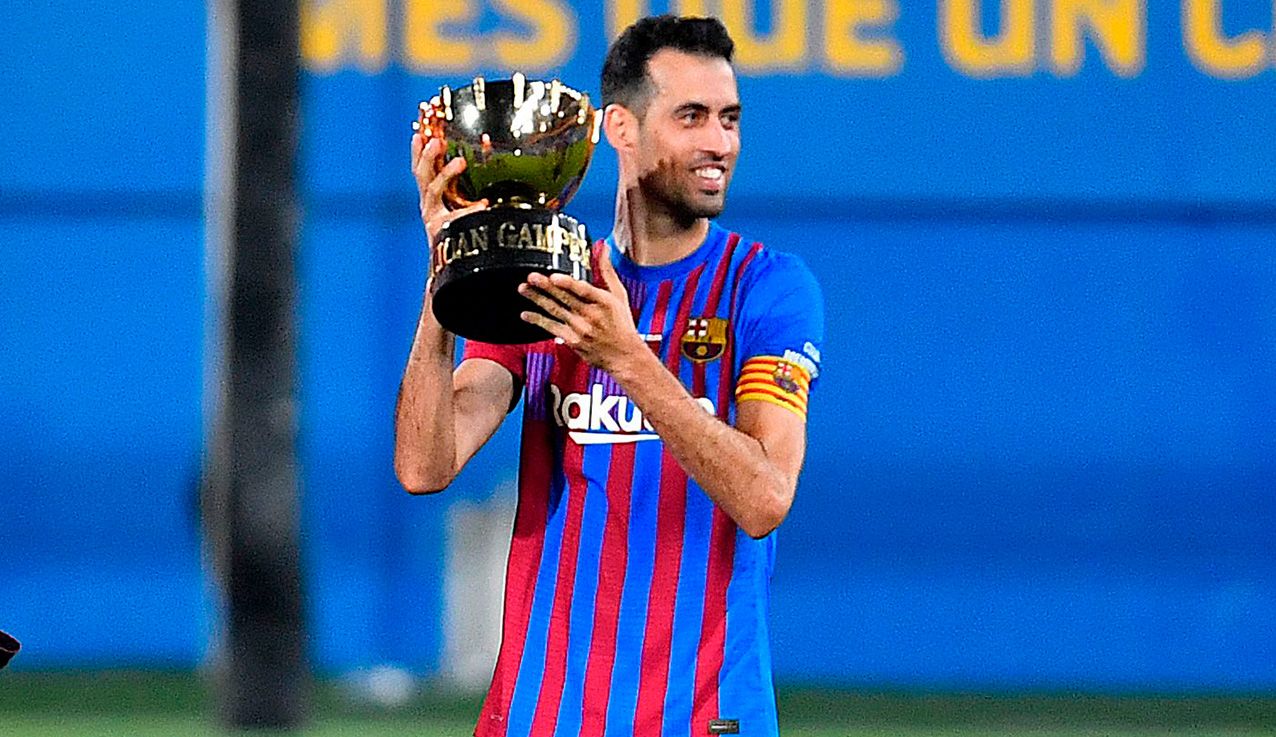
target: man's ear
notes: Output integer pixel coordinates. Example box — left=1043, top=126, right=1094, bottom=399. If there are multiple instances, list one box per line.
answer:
left=602, top=103, right=638, bottom=151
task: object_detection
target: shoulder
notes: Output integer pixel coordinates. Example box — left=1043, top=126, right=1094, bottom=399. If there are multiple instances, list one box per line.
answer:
left=734, top=243, right=823, bottom=310
left=461, top=339, right=532, bottom=380
left=727, top=239, right=824, bottom=368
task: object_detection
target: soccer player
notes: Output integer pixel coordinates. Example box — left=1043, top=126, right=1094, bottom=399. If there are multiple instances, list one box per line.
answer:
left=397, top=15, right=824, bottom=737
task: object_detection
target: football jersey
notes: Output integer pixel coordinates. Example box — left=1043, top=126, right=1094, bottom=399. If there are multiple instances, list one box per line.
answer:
left=463, top=222, right=824, bottom=737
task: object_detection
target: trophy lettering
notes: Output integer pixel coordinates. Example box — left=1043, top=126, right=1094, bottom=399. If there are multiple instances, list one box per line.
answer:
left=417, top=74, right=602, bottom=344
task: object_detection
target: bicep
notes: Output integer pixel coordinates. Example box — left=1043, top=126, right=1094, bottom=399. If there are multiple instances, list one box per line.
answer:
left=734, top=399, right=807, bottom=489
left=452, top=357, right=518, bottom=467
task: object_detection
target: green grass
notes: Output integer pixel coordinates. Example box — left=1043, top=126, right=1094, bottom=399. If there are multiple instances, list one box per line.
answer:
left=0, top=716, right=467, bottom=737
left=2, top=715, right=1271, bottom=737
left=0, top=672, right=1272, bottom=736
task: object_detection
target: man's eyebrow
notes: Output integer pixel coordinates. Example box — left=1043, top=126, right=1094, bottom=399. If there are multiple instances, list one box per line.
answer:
left=673, top=102, right=711, bottom=115
left=671, top=102, right=742, bottom=115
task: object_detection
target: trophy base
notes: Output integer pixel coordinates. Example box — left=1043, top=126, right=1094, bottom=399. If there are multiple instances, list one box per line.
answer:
left=431, top=207, right=592, bottom=345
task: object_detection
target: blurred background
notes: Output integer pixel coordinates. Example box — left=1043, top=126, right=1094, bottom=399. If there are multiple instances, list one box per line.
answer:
left=1, top=0, right=1274, bottom=735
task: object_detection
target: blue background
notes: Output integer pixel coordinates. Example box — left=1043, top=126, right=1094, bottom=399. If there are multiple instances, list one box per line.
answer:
left=2, top=0, right=1273, bottom=691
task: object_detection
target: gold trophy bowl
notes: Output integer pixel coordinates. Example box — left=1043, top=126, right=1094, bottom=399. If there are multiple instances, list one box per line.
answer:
left=417, top=74, right=602, bottom=344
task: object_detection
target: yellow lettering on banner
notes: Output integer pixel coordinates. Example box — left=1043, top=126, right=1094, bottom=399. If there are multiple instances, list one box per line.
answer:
left=676, top=0, right=712, bottom=16
left=722, top=0, right=807, bottom=72
left=492, top=0, right=576, bottom=69
left=403, top=0, right=476, bottom=72
left=825, top=0, right=904, bottom=76
left=609, top=0, right=645, bottom=40
left=940, top=0, right=1034, bottom=77
left=1050, top=0, right=1145, bottom=76
left=608, top=0, right=711, bottom=39
left=300, top=0, right=388, bottom=72
left=1183, top=0, right=1269, bottom=78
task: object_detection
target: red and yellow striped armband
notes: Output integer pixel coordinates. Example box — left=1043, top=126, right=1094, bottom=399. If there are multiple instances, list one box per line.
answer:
left=735, top=356, right=812, bottom=418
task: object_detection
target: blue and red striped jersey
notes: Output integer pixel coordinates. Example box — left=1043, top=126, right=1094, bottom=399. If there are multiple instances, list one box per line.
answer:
left=462, top=222, right=824, bottom=737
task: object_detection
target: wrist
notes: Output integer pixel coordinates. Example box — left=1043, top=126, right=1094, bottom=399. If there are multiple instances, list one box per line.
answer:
left=606, top=340, right=661, bottom=390
left=414, top=292, right=454, bottom=358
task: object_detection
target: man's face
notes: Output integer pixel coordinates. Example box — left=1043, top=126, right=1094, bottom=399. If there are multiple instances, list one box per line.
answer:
left=633, top=49, right=741, bottom=222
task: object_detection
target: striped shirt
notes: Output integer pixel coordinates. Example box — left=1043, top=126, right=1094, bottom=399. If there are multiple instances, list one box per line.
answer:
left=463, top=222, right=824, bottom=737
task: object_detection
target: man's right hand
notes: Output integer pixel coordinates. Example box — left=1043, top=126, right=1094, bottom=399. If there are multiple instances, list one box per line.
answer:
left=397, top=135, right=515, bottom=497
left=411, top=132, right=488, bottom=246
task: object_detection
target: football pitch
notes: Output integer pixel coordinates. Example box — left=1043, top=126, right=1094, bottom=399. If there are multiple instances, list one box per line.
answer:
left=0, top=672, right=1271, bottom=736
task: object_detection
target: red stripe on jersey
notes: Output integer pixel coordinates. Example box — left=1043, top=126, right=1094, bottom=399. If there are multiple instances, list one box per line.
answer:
left=666, top=263, right=705, bottom=374
left=528, top=357, right=593, bottom=736
left=691, top=241, right=762, bottom=733
left=477, top=415, right=554, bottom=737
left=716, top=242, right=763, bottom=422
left=690, top=509, right=735, bottom=730
left=703, top=232, right=741, bottom=315
left=651, top=280, right=674, bottom=333
left=692, top=233, right=744, bottom=442
left=728, top=243, right=763, bottom=331
left=633, top=452, right=690, bottom=735
left=577, top=441, right=634, bottom=733
left=634, top=263, right=706, bottom=734
left=691, top=235, right=740, bottom=410
left=579, top=278, right=675, bottom=733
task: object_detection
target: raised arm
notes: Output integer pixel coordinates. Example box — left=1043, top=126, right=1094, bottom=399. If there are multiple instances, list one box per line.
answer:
left=517, top=248, right=821, bottom=538
left=394, top=131, right=510, bottom=494
left=393, top=290, right=516, bottom=494
left=605, top=344, right=806, bottom=538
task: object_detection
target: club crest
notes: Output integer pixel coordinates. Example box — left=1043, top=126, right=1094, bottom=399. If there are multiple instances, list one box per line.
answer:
left=773, top=361, right=801, bottom=394
left=681, top=317, right=728, bottom=363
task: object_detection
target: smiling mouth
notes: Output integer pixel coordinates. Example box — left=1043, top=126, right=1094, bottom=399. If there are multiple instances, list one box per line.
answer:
left=694, top=166, right=726, bottom=190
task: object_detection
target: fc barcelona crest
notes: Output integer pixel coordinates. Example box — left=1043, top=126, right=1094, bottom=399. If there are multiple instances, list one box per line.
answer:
left=773, top=362, right=801, bottom=394
left=681, top=317, right=728, bottom=363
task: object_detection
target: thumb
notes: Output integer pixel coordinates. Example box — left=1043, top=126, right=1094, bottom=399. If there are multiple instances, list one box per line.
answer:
left=597, top=244, right=625, bottom=294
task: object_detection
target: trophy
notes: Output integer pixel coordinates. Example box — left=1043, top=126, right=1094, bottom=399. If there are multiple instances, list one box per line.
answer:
left=417, top=74, right=602, bottom=344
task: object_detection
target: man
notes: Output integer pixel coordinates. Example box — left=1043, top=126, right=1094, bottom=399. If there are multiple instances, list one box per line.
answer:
left=397, top=15, right=823, bottom=737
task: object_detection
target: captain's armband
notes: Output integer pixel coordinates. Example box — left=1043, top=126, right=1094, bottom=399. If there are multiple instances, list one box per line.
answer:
left=735, top=356, right=811, bottom=419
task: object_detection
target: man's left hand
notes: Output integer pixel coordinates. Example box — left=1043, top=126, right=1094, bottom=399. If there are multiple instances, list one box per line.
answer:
left=518, top=248, right=644, bottom=373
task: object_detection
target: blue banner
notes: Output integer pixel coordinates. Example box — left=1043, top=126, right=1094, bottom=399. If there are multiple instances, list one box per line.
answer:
left=298, top=0, right=1276, bottom=205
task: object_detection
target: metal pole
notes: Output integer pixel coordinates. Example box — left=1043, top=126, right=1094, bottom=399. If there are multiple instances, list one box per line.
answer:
left=205, top=0, right=306, bottom=728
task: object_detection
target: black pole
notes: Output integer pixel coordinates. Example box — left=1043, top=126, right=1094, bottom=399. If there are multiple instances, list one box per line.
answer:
left=206, top=0, right=306, bottom=729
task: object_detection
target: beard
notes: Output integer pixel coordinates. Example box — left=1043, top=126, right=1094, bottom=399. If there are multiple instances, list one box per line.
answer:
left=637, top=160, right=727, bottom=226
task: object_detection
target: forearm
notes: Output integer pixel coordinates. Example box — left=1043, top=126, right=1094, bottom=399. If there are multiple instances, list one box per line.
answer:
left=611, top=351, right=793, bottom=538
left=394, top=300, right=459, bottom=493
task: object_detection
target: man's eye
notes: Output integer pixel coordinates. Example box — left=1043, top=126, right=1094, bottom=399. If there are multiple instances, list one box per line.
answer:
left=680, top=110, right=704, bottom=125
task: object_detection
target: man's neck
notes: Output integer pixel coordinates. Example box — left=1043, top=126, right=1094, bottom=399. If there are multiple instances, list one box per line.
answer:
left=612, top=183, right=710, bottom=267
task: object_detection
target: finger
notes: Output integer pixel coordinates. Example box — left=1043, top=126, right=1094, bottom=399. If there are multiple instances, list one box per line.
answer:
left=520, top=310, right=577, bottom=344
left=547, top=272, right=608, bottom=303
left=411, top=132, right=424, bottom=169
left=518, top=282, right=581, bottom=325
left=416, top=136, right=438, bottom=168
left=428, top=198, right=488, bottom=243
left=427, top=156, right=467, bottom=198
left=597, top=246, right=625, bottom=294
left=527, top=272, right=588, bottom=310
left=446, top=199, right=488, bottom=220
left=414, top=138, right=444, bottom=184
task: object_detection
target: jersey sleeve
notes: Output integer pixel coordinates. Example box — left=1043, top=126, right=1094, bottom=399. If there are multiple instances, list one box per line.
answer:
left=733, top=252, right=824, bottom=419
left=461, top=339, right=527, bottom=401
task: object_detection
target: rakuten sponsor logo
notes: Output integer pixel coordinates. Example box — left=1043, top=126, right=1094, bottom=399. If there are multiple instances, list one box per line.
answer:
left=549, top=383, right=715, bottom=445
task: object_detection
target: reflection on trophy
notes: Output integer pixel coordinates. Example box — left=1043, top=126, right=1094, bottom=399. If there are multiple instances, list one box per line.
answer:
left=417, top=74, right=603, bottom=344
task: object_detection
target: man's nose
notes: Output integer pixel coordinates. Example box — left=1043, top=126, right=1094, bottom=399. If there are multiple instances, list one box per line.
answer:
left=700, top=118, right=735, bottom=158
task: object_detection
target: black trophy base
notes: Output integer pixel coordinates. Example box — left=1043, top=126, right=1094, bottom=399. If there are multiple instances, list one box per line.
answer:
left=0, top=630, right=19, bottom=669
left=431, top=207, right=592, bottom=345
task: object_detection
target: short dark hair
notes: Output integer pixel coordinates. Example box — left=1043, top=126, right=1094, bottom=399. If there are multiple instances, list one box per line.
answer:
left=601, top=15, right=734, bottom=115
